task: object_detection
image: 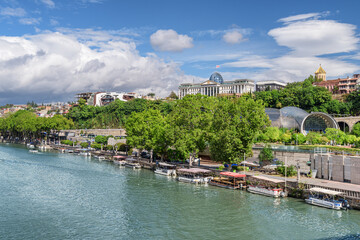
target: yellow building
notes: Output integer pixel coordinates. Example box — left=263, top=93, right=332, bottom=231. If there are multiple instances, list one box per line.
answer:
left=315, top=65, right=326, bottom=81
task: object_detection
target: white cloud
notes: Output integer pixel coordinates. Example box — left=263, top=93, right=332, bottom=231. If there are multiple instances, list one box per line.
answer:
left=50, top=19, right=59, bottom=26
left=278, top=13, right=323, bottom=23
left=222, top=29, right=244, bottom=44
left=0, top=7, right=26, bottom=17
left=222, top=15, right=360, bottom=83
left=19, top=18, right=41, bottom=25
left=40, top=0, right=55, bottom=8
left=269, top=19, right=358, bottom=56
left=0, top=30, right=195, bottom=103
left=150, top=29, right=193, bottom=52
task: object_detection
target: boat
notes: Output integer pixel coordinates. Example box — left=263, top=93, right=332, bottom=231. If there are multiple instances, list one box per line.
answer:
left=305, top=187, right=350, bottom=210
left=125, top=158, right=141, bottom=169
left=177, top=168, right=213, bottom=184
left=113, top=156, right=127, bottom=166
left=210, top=172, right=246, bottom=190
left=79, top=149, right=91, bottom=156
left=27, top=143, right=35, bottom=149
left=154, top=162, right=177, bottom=176
left=247, top=175, right=286, bottom=197
left=247, top=185, right=284, bottom=198
left=93, top=155, right=106, bottom=161
left=29, top=149, right=39, bottom=153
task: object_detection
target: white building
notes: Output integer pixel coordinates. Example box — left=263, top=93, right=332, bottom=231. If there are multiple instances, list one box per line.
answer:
left=77, top=92, right=141, bottom=106
left=178, top=72, right=255, bottom=99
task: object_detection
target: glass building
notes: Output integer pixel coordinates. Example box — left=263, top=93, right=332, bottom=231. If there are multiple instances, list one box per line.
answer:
left=209, top=72, right=224, bottom=84
left=265, top=106, right=339, bottom=135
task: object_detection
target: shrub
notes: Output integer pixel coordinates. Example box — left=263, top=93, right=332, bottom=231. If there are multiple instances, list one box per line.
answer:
left=80, top=142, right=88, bottom=148
left=61, top=140, right=73, bottom=146
left=218, top=165, right=225, bottom=171
left=276, top=163, right=297, bottom=177
left=259, top=145, right=273, bottom=165
left=91, top=143, right=102, bottom=149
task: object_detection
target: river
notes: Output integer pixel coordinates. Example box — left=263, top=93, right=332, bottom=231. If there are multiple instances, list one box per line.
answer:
left=0, top=143, right=359, bottom=240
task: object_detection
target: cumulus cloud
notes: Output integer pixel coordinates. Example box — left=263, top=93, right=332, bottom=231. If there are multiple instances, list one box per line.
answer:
left=222, top=29, right=244, bottom=44
left=0, top=30, right=195, bottom=104
left=150, top=29, right=193, bottom=52
left=0, top=7, right=26, bottom=17
left=40, top=0, right=55, bottom=8
left=223, top=14, right=360, bottom=83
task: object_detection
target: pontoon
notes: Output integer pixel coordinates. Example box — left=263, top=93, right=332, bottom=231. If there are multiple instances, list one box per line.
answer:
left=154, top=162, right=177, bottom=176
left=177, top=168, right=212, bottom=184
left=305, top=187, right=349, bottom=210
left=113, top=156, right=127, bottom=166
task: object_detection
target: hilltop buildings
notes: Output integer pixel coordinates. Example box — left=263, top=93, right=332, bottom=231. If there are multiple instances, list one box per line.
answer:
left=76, top=92, right=141, bottom=106
left=313, top=65, right=360, bottom=94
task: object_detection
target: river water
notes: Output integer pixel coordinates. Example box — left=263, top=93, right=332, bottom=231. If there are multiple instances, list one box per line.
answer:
left=0, top=144, right=359, bottom=240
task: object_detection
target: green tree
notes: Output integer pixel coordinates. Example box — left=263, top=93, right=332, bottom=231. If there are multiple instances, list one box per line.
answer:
left=351, top=123, right=360, bottom=137
left=210, top=97, right=270, bottom=163
left=259, top=145, right=273, bottom=166
left=167, top=94, right=216, bottom=166
left=324, top=128, right=346, bottom=145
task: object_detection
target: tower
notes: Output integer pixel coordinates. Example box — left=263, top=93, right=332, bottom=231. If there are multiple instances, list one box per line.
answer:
left=315, top=65, right=326, bottom=81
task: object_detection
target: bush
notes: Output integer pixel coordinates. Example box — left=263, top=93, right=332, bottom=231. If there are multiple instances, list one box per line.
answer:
left=237, top=166, right=249, bottom=171
left=61, top=140, right=73, bottom=146
left=106, top=145, right=114, bottom=151
left=259, top=145, right=273, bottom=165
left=276, top=163, right=297, bottom=177
left=91, top=143, right=102, bottom=149
left=218, top=165, right=225, bottom=171
left=115, top=143, right=127, bottom=151
left=80, top=142, right=88, bottom=148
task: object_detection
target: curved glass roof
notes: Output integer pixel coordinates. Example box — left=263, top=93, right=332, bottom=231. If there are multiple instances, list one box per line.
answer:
left=265, top=107, right=339, bottom=135
left=209, top=72, right=224, bottom=84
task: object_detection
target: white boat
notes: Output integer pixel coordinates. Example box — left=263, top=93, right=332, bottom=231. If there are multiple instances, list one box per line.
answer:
left=154, top=162, right=177, bottom=176
left=125, top=158, right=141, bottom=169
left=27, top=144, right=35, bottom=149
left=177, top=168, right=213, bottom=184
left=247, top=185, right=285, bottom=198
left=305, top=187, right=349, bottom=210
left=79, top=149, right=91, bottom=156
left=29, top=149, right=39, bottom=153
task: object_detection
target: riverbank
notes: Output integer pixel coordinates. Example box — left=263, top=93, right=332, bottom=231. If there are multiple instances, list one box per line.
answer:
left=48, top=143, right=360, bottom=210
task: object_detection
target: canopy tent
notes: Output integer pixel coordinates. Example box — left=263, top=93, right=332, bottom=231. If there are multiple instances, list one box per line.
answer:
left=220, top=172, right=246, bottom=178
left=309, top=187, right=344, bottom=196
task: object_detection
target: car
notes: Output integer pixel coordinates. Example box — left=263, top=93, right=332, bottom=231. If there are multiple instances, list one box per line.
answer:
left=140, top=151, right=151, bottom=159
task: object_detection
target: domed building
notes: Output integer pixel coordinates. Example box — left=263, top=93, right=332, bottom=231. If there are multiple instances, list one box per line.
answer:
left=178, top=72, right=255, bottom=98
left=209, top=72, right=224, bottom=84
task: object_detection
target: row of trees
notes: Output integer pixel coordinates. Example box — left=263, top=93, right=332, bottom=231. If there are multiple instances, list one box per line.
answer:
left=0, top=110, right=74, bottom=142
left=125, top=94, right=270, bottom=164
left=256, top=126, right=360, bottom=146
left=66, top=98, right=175, bottom=129
left=255, top=75, right=360, bottom=115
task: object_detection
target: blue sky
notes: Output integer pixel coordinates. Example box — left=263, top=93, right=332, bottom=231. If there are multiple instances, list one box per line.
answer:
left=0, top=0, right=359, bottom=104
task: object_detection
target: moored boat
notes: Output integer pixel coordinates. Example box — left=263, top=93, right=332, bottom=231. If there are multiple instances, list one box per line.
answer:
left=113, top=156, right=127, bottom=166
left=79, top=149, right=91, bottom=156
left=247, top=175, right=286, bottom=197
left=177, top=168, right=212, bottom=184
left=125, top=158, right=141, bottom=169
left=154, top=162, right=177, bottom=176
left=305, top=187, right=350, bottom=210
left=247, top=185, right=284, bottom=198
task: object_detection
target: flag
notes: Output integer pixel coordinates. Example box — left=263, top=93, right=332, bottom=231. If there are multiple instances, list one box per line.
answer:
left=216, top=65, right=220, bottom=68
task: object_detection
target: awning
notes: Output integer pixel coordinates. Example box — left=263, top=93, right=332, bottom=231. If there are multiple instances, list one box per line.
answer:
left=220, top=172, right=246, bottom=178
left=113, top=156, right=127, bottom=159
left=159, top=162, right=176, bottom=167
left=309, top=187, right=343, bottom=196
